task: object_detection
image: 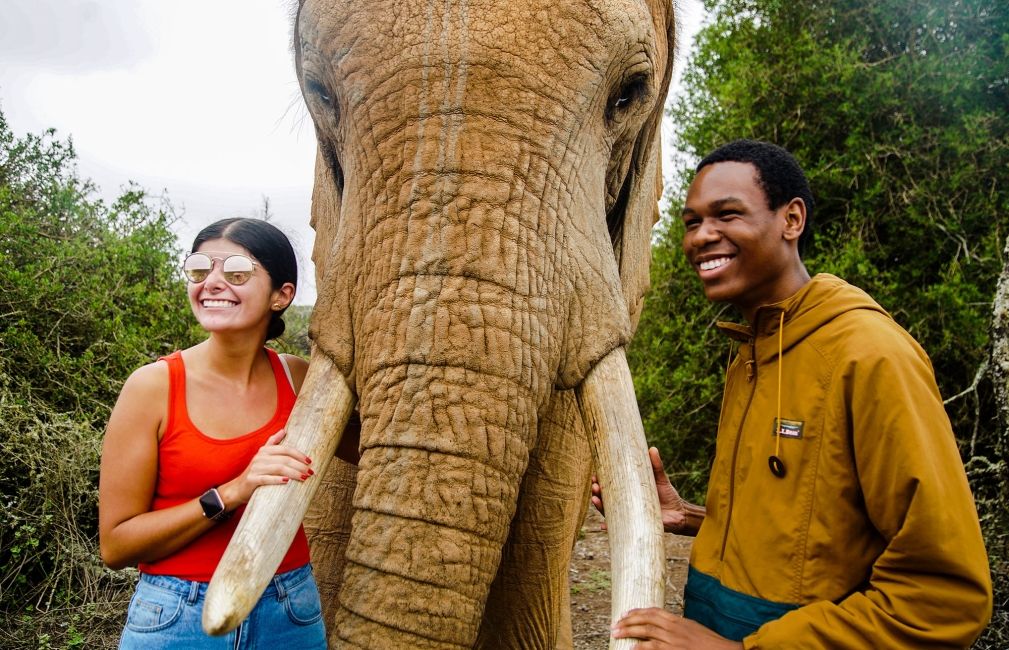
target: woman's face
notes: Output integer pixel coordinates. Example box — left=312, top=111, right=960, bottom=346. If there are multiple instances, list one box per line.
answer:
left=187, top=238, right=280, bottom=337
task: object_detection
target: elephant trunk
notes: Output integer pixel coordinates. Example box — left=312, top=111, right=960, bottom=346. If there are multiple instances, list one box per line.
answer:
left=318, top=238, right=549, bottom=643
left=326, top=344, right=663, bottom=649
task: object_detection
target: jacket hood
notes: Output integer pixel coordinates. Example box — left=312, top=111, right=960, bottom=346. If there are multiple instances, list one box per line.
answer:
left=717, top=274, right=890, bottom=360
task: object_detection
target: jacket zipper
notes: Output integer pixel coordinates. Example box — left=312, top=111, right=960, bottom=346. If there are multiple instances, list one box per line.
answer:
left=719, top=337, right=759, bottom=562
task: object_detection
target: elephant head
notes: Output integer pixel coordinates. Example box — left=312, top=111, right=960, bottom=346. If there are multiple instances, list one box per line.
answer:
left=205, top=0, right=675, bottom=647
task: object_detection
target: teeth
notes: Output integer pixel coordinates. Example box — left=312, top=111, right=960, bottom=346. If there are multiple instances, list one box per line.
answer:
left=699, top=257, right=730, bottom=271
left=202, top=299, right=235, bottom=308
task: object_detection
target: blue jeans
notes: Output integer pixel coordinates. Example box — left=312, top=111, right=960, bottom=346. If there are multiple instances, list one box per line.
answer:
left=118, top=564, right=326, bottom=649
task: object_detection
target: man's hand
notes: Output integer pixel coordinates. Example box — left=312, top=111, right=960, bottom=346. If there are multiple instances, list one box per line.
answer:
left=611, top=608, right=743, bottom=649
left=591, top=447, right=705, bottom=536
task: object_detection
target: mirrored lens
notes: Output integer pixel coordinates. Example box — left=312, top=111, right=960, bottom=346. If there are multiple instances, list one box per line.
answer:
left=183, top=253, right=213, bottom=283
left=221, top=255, right=255, bottom=285
left=182, top=253, right=256, bottom=285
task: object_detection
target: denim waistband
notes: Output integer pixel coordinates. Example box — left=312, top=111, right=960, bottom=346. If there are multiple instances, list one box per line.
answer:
left=139, top=563, right=313, bottom=604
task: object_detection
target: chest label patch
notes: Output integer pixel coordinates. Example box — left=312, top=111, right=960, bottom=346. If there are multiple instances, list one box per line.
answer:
left=772, top=418, right=804, bottom=439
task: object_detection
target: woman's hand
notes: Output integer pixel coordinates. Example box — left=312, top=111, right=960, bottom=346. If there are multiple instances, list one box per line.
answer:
left=219, top=429, right=314, bottom=511
left=611, top=608, right=743, bottom=649
left=591, top=447, right=705, bottom=536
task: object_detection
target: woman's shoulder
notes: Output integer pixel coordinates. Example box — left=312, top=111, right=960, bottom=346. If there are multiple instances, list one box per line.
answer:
left=106, top=358, right=171, bottom=441
left=279, top=353, right=310, bottom=394
left=279, top=353, right=309, bottom=372
left=118, top=358, right=171, bottom=403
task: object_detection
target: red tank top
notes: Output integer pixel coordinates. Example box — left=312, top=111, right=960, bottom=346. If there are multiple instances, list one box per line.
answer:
left=138, top=348, right=311, bottom=581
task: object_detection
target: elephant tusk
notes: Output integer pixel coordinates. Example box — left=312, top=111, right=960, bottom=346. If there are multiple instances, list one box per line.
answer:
left=575, top=346, right=665, bottom=650
left=202, top=350, right=356, bottom=635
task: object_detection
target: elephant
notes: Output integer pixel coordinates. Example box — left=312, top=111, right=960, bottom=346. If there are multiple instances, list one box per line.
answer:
left=203, top=0, right=676, bottom=647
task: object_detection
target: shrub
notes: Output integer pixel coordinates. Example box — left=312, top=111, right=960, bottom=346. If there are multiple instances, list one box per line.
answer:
left=0, top=107, right=200, bottom=646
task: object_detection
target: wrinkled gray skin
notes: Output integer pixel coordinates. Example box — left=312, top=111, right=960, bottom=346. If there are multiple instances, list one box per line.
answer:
left=294, top=0, right=674, bottom=646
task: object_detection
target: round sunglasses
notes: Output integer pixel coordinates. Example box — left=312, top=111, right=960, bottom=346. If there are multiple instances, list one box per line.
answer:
left=182, top=252, right=259, bottom=286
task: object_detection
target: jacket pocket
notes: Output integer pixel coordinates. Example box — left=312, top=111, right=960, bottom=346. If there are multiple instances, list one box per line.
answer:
left=683, top=567, right=798, bottom=641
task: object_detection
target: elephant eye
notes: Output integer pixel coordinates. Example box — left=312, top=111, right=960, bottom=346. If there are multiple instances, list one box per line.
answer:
left=606, top=74, right=650, bottom=122
left=306, top=78, right=334, bottom=105
left=304, top=76, right=342, bottom=137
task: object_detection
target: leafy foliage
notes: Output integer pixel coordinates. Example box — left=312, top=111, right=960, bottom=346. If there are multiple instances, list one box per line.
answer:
left=0, top=114, right=200, bottom=425
left=272, top=304, right=313, bottom=357
left=0, top=385, right=136, bottom=649
left=0, top=107, right=202, bottom=646
left=628, top=0, right=1008, bottom=643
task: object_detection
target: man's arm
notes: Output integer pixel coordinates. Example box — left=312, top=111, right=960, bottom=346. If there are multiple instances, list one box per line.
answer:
left=592, top=447, right=706, bottom=537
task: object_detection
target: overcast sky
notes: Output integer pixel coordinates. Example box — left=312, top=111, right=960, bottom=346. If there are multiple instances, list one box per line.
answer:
left=0, top=0, right=705, bottom=305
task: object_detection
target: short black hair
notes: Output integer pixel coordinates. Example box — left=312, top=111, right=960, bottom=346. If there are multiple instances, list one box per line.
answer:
left=697, top=139, right=814, bottom=254
left=192, top=218, right=298, bottom=340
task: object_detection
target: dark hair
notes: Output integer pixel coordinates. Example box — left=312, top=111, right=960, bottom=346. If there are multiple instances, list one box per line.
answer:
left=192, top=218, right=298, bottom=340
left=697, top=139, right=815, bottom=254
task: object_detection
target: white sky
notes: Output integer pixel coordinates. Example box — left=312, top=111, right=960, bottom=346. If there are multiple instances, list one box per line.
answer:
left=0, top=0, right=705, bottom=305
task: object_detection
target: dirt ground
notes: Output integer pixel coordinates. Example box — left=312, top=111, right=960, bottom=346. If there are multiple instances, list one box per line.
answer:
left=569, top=508, right=692, bottom=649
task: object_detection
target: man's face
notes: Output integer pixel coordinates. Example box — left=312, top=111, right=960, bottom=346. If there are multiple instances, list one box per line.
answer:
left=681, top=161, right=799, bottom=320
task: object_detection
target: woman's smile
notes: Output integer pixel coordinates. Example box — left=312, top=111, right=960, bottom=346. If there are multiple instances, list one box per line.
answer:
left=201, top=298, right=238, bottom=309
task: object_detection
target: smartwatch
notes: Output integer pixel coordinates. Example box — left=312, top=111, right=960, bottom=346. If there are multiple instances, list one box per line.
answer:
left=199, top=487, right=232, bottom=522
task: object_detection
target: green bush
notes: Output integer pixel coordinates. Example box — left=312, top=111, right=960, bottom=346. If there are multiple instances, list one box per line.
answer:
left=0, top=107, right=201, bottom=646
left=0, top=384, right=135, bottom=649
left=0, top=116, right=200, bottom=424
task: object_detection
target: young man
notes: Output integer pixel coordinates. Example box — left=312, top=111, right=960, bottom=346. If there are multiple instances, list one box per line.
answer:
left=600, top=140, right=992, bottom=648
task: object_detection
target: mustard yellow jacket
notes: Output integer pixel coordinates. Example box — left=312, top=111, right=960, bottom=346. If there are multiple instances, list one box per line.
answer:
left=686, top=274, right=992, bottom=648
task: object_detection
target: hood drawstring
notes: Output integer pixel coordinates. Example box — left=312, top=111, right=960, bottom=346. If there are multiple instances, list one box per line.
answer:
left=769, top=310, right=787, bottom=478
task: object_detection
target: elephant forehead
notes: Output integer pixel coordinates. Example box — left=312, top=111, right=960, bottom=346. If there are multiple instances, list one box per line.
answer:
left=299, top=0, right=661, bottom=103
left=351, top=187, right=562, bottom=291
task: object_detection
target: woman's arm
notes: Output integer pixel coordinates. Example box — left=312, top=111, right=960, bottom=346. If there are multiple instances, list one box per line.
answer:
left=98, top=362, right=212, bottom=568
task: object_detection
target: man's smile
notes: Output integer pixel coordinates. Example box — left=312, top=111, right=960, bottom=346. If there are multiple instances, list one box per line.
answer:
left=697, top=256, right=733, bottom=272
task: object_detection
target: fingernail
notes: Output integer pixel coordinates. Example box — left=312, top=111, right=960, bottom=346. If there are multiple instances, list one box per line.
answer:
left=307, top=469, right=315, bottom=476
left=305, top=457, right=313, bottom=464
left=301, top=474, right=309, bottom=480
left=282, top=477, right=290, bottom=483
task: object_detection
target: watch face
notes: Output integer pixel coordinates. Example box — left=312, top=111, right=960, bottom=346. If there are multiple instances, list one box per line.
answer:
left=200, top=488, right=225, bottom=519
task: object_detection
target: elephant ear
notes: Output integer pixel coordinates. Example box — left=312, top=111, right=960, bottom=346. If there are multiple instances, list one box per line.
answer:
left=611, top=0, right=675, bottom=334
left=309, top=146, right=343, bottom=275
left=306, top=142, right=357, bottom=376
left=294, top=0, right=343, bottom=284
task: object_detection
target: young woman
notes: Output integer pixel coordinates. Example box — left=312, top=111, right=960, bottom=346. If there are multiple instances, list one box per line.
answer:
left=99, top=218, right=326, bottom=649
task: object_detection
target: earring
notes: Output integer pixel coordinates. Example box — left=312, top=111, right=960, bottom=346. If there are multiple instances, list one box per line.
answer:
left=272, top=303, right=282, bottom=311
